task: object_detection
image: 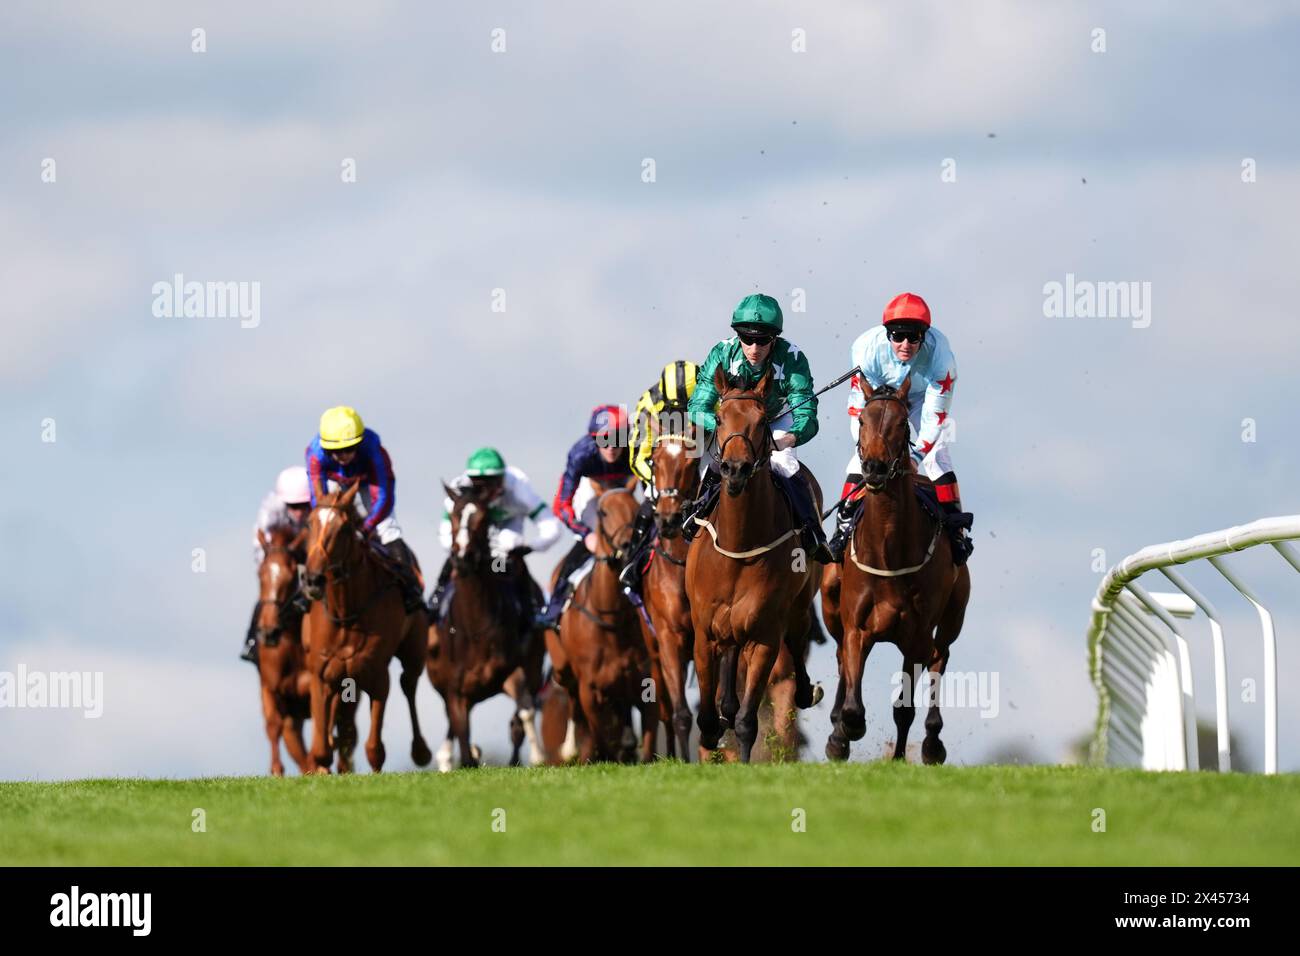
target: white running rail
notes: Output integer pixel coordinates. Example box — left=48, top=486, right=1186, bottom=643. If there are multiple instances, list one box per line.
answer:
left=1087, top=515, right=1300, bottom=774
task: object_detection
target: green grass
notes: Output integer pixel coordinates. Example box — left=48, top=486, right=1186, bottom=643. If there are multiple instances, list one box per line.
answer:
left=2, top=763, right=1297, bottom=866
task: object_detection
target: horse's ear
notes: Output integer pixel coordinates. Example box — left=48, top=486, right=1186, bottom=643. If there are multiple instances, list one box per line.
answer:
left=442, top=480, right=459, bottom=503
left=338, top=480, right=360, bottom=509
left=713, top=363, right=729, bottom=396
left=897, top=375, right=912, bottom=401
left=754, top=366, right=773, bottom=399
left=860, top=374, right=874, bottom=399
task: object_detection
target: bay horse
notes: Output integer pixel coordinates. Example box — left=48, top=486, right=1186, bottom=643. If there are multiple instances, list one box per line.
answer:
left=544, top=487, right=656, bottom=762
left=426, top=483, right=546, bottom=770
left=301, top=482, right=432, bottom=773
left=253, top=524, right=312, bottom=775
left=686, top=365, right=824, bottom=763
left=820, top=377, right=971, bottom=763
left=641, top=421, right=700, bottom=758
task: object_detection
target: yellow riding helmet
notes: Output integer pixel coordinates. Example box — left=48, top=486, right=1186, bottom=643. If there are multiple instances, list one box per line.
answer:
left=319, top=406, right=365, bottom=450
left=659, top=360, right=698, bottom=407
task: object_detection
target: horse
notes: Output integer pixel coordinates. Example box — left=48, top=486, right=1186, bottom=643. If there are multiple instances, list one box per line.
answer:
left=640, top=420, right=701, bottom=758
left=301, top=482, right=433, bottom=773
left=544, top=487, right=656, bottom=762
left=426, top=482, right=547, bottom=770
left=820, top=377, right=971, bottom=763
left=686, top=365, right=824, bottom=763
left=252, top=524, right=312, bottom=776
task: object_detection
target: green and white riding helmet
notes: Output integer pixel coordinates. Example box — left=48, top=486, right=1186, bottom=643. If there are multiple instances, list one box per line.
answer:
left=730, top=293, right=784, bottom=336
left=466, top=446, right=507, bottom=479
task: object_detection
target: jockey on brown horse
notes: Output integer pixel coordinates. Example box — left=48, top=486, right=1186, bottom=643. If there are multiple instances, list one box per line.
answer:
left=241, top=466, right=312, bottom=663
left=305, top=406, right=426, bottom=614
left=681, top=295, right=832, bottom=565
left=682, top=293, right=828, bottom=762
left=252, top=523, right=312, bottom=775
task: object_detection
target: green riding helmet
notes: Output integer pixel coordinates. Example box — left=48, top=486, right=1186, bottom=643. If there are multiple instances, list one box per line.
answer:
left=730, top=293, right=784, bottom=335
left=466, top=447, right=506, bottom=477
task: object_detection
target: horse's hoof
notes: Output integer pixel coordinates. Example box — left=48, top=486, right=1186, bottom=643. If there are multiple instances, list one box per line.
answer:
left=811, top=683, right=825, bottom=707
left=922, top=738, right=947, bottom=765
left=411, top=739, right=432, bottom=767
left=825, top=735, right=850, bottom=761
left=840, top=711, right=866, bottom=742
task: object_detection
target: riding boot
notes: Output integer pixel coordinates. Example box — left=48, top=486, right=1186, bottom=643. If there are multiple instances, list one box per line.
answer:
left=935, top=472, right=974, bottom=567
left=380, top=538, right=427, bottom=614
left=617, top=499, right=656, bottom=593
left=827, top=475, right=864, bottom=564
left=536, top=539, right=591, bottom=628
left=775, top=470, right=834, bottom=564
left=680, top=469, right=721, bottom=543
left=427, top=559, right=454, bottom=621
left=240, top=604, right=260, bottom=664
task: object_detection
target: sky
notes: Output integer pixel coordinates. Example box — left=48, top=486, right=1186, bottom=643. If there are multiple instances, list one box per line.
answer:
left=3, top=1, right=1299, bottom=779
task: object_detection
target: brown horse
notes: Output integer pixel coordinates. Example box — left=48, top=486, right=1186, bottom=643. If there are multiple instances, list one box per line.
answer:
left=301, top=482, right=432, bottom=773
left=545, top=487, right=656, bottom=762
left=821, top=377, right=971, bottom=763
left=253, top=524, right=312, bottom=776
left=687, top=366, right=824, bottom=763
left=427, top=483, right=546, bottom=770
left=640, top=422, right=700, bottom=758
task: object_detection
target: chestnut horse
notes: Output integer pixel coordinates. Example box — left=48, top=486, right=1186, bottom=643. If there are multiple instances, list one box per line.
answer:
left=253, top=524, right=312, bottom=776
left=641, top=422, right=700, bottom=758
left=545, top=487, right=656, bottom=762
left=426, top=483, right=546, bottom=770
left=687, top=366, right=824, bottom=762
left=302, top=483, right=432, bottom=773
left=820, top=377, right=971, bottom=763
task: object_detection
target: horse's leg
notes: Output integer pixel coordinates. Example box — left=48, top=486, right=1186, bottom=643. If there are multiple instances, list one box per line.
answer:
left=719, top=644, right=740, bottom=731
left=694, top=634, right=722, bottom=755
left=437, top=698, right=456, bottom=772
left=335, top=693, right=359, bottom=774
left=365, top=665, right=390, bottom=772
left=397, top=624, right=432, bottom=767
left=837, top=626, right=873, bottom=744
left=783, top=609, right=817, bottom=709
left=261, top=683, right=285, bottom=777
left=734, top=638, right=779, bottom=763
left=572, top=691, right=597, bottom=763
left=450, top=694, right=478, bottom=769
left=922, top=645, right=950, bottom=765
left=893, top=653, right=922, bottom=761
left=658, top=626, right=693, bottom=761
left=925, top=573, right=968, bottom=765
left=308, top=672, right=333, bottom=774
left=282, top=714, right=310, bottom=773
left=649, top=653, right=672, bottom=759
left=825, top=650, right=851, bottom=761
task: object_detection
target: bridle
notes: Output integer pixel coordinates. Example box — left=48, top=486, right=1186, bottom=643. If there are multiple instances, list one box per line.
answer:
left=255, top=542, right=303, bottom=639
left=594, top=493, right=637, bottom=567
left=306, top=503, right=392, bottom=631
left=858, top=389, right=913, bottom=486
left=649, top=430, right=699, bottom=512
left=712, top=390, right=774, bottom=473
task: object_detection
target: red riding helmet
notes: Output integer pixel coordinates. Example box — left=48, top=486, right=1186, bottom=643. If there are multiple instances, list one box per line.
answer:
left=588, top=404, right=628, bottom=438
left=882, top=292, right=931, bottom=328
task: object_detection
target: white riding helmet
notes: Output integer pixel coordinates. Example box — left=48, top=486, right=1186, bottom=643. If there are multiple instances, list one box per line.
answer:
left=275, top=466, right=311, bottom=505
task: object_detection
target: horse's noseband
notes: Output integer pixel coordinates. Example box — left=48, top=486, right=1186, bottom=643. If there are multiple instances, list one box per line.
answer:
left=859, top=390, right=913, bottom=485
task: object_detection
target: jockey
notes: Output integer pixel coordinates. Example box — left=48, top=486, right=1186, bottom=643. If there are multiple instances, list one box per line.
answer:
left=535, top=404, right=634, bottom=627
left=682, top=293, right=832, bottom=564
left=619, top=359, right=699, bottom=595
left=827, top=292, right=973, bottom=565
left=240, top=466, right=312, bottom=664
left=305, top=405, right=426, bottom=613
left=428, top=447, right=562, bottom=623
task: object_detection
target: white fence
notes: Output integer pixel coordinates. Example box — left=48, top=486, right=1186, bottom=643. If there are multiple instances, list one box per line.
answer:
left=1087, top=515, right=1300, bottom=773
